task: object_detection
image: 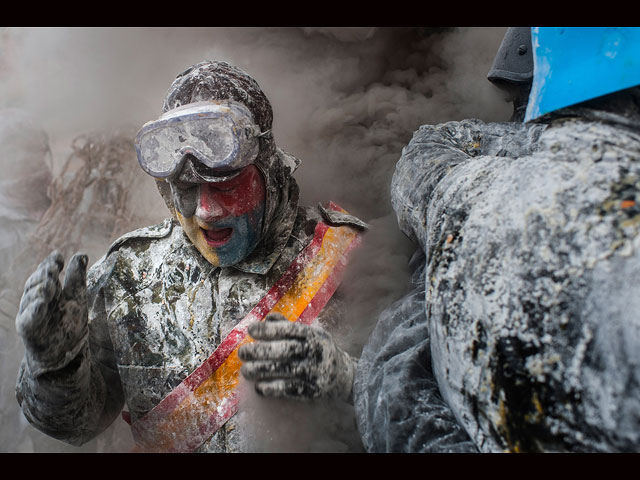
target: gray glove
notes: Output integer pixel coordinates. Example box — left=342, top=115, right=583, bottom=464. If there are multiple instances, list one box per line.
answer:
left=16, top=251, right=89, bottom=376
left=238, top=313, right=357, bottom=403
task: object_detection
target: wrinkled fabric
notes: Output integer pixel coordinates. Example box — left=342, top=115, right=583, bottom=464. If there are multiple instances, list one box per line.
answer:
left=356, top=105, right=640, bottom=452
left=354, top=250, right=477, bottom=453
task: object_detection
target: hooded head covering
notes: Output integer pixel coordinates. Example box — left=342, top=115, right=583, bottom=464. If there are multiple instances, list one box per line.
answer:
left=156, top=61, right=300, bottom=273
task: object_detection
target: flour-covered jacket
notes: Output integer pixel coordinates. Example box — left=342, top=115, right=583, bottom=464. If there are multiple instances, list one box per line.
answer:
left=355, top=101, right=640, bottom=452
left=17, top=201, right=365, bottom=453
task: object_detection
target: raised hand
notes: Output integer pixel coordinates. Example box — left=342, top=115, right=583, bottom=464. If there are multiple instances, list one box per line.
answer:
left=16, top=251, right=89, bottom=375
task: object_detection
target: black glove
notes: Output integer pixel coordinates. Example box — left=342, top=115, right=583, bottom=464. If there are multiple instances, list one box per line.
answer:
left=16, top=251, right=89, bottom=376
left=238, top=313, right=356, bottom=402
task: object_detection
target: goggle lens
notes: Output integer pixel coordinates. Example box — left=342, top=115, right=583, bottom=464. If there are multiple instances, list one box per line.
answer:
left=135, top=102, right=262, bottom=179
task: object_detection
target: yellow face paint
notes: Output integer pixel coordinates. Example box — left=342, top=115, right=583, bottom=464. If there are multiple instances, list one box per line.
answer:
left=176, top=210, right=221, bottom=266
left=173, top=165, right=266, bottom=267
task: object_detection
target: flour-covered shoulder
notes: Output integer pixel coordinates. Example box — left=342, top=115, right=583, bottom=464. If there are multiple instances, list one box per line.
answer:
left=85, top=218, right=177, bottom=299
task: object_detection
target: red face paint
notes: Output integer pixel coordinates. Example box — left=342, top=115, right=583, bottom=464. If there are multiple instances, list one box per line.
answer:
left=197, top=165, right=266, bottom=222
left=180, top=164, right=266, bottom=265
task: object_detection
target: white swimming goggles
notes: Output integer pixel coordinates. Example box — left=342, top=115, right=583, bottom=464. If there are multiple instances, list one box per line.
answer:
left=135, top=101, right=271, bottom=180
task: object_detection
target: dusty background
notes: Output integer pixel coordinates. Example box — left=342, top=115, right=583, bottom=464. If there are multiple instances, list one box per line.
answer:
left=0, top=26, right=510, bottom=452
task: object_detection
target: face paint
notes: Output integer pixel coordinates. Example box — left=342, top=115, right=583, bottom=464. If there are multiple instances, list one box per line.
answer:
left=175, top=165, right=266, bottom=267
left=170, top=182, right=199, bottom=218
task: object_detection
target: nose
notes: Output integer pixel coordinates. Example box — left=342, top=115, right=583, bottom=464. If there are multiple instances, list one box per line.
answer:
left=195, top=184, right=226, bottom=223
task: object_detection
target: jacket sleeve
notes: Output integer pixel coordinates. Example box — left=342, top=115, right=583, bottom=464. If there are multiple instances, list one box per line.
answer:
left=391, top=119, right=545, bottom=248
left=15, top=259, right=124, bottom=447
left=353, top=252, right=477, bottom=452
left=354, top=120, right=546, bottom=452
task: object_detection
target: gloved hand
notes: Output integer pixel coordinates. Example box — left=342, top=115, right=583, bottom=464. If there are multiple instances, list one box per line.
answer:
left=238, top=313, right=357, bottom=403
left=16, top=251, right=89, bottom=376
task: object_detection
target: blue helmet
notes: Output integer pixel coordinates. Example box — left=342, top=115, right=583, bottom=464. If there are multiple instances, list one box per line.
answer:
left=525, top=27, right=640, bottom=122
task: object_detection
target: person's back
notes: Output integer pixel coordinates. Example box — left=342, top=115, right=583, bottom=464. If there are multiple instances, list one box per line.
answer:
left=355, top=27, right=640, bottom=453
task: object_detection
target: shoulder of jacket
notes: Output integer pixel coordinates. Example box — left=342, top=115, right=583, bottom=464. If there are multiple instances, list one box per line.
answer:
left=415, top=118, right=486, bottom=136
left=87, top=218, right=179, bottom=297
left=317, top=202, right=369, bottom=231
left=409, top=119, right=546, bottom=159
left=105, top=217, right=175, bottom=257
left=415, top=118, right=541, bottom=139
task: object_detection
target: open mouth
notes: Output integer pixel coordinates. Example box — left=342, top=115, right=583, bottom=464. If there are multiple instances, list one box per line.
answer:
left=201, top=227, right=233, bottom=247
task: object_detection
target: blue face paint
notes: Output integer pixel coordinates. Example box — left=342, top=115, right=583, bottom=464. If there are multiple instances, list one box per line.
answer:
left=176, top=165, right=267, bottom=267
left=201, top=201, right=265, bottom=266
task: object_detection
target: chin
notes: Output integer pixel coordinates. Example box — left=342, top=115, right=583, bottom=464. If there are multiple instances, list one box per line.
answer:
left=197, top=231, right=252, bottom=267
left=178, top=210, right=263, bottom=267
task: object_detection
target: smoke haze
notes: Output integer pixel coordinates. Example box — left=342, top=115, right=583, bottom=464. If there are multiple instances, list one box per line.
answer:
left=0, top=26, right=510, bottom=452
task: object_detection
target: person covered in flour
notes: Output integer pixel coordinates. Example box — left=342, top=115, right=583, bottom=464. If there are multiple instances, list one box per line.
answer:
left=354, top=27, right=640, bottom=453
left=15, top=61, right=367, bottom=452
